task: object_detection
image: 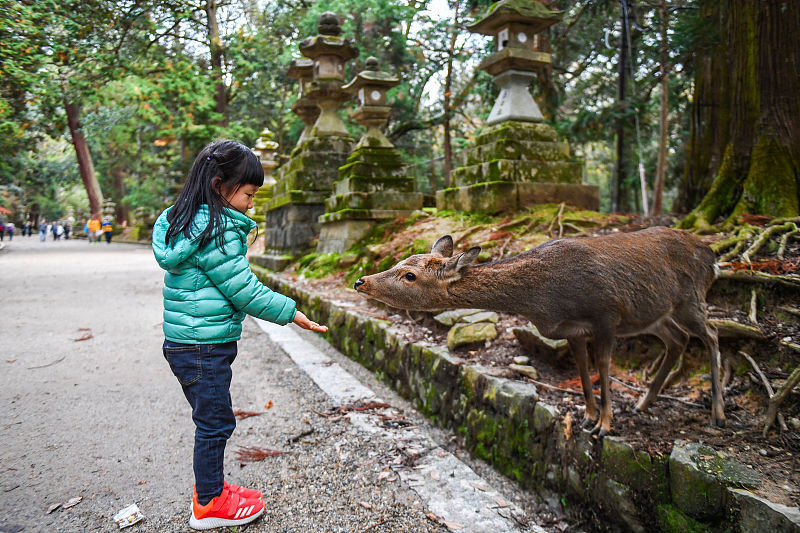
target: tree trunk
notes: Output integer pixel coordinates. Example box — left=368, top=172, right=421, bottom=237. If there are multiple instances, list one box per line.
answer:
left=65, top=101, right=103, bottom=217
left=206, top=0, right=227, bottom=126
left=612, top=0, right=630, bottom=213
left=111, top=165, right=129, bottom=225
left=442, top=0, right=462, bottom=188
left=651, top=0, right=669, bottom=215
left=680, top=0, right=799, bottom=231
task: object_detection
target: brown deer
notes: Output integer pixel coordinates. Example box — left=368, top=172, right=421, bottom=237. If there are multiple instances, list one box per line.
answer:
left=354, top=227, right=724, bottom=437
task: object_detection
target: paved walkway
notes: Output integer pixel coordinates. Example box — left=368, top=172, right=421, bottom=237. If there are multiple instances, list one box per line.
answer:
left=0, top=237, right=556, bottom=532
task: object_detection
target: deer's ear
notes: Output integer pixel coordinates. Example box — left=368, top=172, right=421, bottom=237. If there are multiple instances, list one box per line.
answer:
left=431, top=235, right=454, bottom=257
left=456, top=246, right=481, bottom=270
left=441, top=246, right=481, bottom=279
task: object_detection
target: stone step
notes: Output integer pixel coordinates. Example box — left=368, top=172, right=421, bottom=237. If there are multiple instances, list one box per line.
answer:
left=334, top=176, right=416, bottom=195
left=326, top=191, right=423, bottom=212
left=474, top=121, right=559, bottom=145
left=319, top=208, right=419, bottom=224
left=451, top=159, right=583, bottom=187
left=337, top=160, right=407, bottom=180
left=436, top=180, right=599, bottom=214
left=461, top=139, right=571, bottom=166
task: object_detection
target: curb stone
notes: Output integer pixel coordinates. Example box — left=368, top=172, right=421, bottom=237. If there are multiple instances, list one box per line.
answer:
left=251, top=265, right=800, bottom=531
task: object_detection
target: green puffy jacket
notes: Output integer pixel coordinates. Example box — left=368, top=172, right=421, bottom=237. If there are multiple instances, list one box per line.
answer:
left=152, top=205, right=296, bottom=344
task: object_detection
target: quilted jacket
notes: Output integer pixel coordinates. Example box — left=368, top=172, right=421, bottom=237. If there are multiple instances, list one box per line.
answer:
left=152, top=205, right=296, bottom=344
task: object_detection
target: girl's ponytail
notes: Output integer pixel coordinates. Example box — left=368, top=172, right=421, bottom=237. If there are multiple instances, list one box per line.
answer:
left=165, top=139, right=264, bottom=248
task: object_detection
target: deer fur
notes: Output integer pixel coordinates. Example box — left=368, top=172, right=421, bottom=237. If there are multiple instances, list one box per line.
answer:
left=354, top=227, right=724, bottom=437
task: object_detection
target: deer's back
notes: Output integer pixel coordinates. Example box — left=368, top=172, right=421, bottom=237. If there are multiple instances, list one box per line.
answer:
left=523, top=227, right=716, bottom=329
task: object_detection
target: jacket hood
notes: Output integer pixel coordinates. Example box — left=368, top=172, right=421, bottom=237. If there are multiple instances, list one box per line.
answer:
left=152, top=205, right=256, bottom=270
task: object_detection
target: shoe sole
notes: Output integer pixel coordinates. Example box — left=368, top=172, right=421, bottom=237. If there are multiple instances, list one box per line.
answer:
left=188, top=505, right=264, bottom=530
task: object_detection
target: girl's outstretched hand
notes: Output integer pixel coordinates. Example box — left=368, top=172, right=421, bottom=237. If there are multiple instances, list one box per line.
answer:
left=293, top=311, right=329, bottom=333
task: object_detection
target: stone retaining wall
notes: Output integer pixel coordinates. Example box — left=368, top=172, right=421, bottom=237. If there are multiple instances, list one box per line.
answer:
left=251, top=265, right=800, bottom=532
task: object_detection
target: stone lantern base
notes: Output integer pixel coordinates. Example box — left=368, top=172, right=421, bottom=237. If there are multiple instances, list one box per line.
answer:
left=317, top=146, right=423, bottom=254
left=250, top=135, right=354, bottom=271
left=436, top=121, right=598, bottom=214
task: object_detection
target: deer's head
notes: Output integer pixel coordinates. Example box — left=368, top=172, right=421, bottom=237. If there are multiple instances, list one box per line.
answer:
left=353, top=235, right=481, bottom=310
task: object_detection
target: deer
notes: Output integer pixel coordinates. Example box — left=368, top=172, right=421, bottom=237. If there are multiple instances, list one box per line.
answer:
left=353, top=227, right=725, bottom=437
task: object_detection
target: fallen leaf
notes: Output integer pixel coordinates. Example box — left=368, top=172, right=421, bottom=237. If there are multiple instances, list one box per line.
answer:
left=425, top=512, right=438, bottom=522
left=62, top=496, right=82, bottom=509
left=73, top=333, right=93, bottom=342
left=469, top=482, right=486, bottom=492
left=430, top=471, right=440, bottom=481
left=359, top=501, right=372, bottom=509
left=563, top=412, right=573, bottom=441
left=493, top=496, right=508, bottom=508
left=378, top=469, right=390, bottom=481
left=443, top=520, right=464, bottom=530
left=138, top=480, right=146, bottom=485
left=264, top=400, right=274, bottom=409
left=6, top=359, right=16, bottom=363
left=46, top=503, right=61, bottom=514
left=233, top=410, right=265, bottom=420
left=234, top=446, right=286, bottom=462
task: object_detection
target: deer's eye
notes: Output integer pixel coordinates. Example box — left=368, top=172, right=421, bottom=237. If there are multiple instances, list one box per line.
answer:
left=404, top=272, right=416, bottom=282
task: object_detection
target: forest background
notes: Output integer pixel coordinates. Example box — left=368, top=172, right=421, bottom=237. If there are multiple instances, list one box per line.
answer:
left=1, top=0, right=798, bottom=229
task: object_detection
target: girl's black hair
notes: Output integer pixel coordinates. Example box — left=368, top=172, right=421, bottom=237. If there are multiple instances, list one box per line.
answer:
left=165, top=139, right=264, bottom=248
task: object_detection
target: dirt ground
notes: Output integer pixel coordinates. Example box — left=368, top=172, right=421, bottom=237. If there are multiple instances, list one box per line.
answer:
left=279, top=212, right=800, bottom=509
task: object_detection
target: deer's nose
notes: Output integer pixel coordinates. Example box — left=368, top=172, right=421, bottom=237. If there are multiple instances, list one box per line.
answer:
left=354, top=279, right=365, bottom=290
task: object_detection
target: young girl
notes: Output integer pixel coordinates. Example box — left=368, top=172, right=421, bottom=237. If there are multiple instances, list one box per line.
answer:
left=153, top=139, right=327, bottom=530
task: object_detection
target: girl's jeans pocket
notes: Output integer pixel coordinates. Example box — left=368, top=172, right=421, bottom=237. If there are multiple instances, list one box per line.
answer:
left=163, top=342, right=202, bottom=386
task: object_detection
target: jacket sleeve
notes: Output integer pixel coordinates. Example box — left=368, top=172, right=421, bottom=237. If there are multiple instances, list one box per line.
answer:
left=197, top=229, right=297, bottom=325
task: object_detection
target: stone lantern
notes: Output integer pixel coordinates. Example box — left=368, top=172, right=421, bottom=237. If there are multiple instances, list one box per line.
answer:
left=317, top=57, right=422, bottom=254
left=252, top=128, right=279, bottom=185
left=468, top=0, right=560, bottom=125
left=299, top=12, right=358, bottom=137
left=436, top=0, right=599, bottom=215
left=342, top=57, right=399, bottom=149
left=287, top=58, right=319, bottom=149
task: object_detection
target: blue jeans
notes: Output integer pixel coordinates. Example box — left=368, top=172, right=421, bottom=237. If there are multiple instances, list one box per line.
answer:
left=162, top=340, right=238, bottom=504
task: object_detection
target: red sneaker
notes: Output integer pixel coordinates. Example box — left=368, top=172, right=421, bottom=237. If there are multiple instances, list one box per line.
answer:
left=194, top=482, right=262, bottom=501
left=224, top=480, right=262, bottom=499
left=189, top=485, right=264, bottom=530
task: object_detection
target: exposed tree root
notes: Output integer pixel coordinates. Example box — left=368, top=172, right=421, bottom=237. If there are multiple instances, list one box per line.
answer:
left=763, top=366, right=800, bottom=437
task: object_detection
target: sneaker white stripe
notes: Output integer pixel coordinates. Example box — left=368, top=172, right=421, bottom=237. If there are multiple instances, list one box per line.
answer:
left=233, top=508, right=243, bottom=520
left=245, top=505, right=254, bottom=516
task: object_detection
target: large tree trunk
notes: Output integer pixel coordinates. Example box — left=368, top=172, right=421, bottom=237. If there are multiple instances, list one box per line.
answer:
left=206, top=0, right=227, bottom=126
left=612, top=0, right=631, bottom=213
left=65, top=101, right=103, bottom=217
left=651, top=0, right=669, bottom=216
left=110, top=165, right=129, bottom=225
left=680, top=0, right=799, bottom=231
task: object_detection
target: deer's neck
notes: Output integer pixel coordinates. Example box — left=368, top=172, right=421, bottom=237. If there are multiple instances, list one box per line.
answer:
left=446, top=254, right=541, bottom=315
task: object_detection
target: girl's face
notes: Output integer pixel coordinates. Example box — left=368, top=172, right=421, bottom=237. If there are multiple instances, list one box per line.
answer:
left=219, top=182, right=260, bottom=213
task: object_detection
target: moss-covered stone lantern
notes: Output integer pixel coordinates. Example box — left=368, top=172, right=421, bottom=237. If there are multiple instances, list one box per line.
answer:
left=436, top=0, right=599, bottom=215
left=252, top=12, right=358, bottom=271
left=299, top=12, right=358, bottom=137
left=250, top=128, right=279, bottom=226
left=287, top=58, right=319, bottom=150
left=468, top=0, right=560, bottom=124
left=316, top=57, right=422, bottom=254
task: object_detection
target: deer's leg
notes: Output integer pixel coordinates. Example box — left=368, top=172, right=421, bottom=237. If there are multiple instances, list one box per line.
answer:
left=635, top=320, right=689, bottom=412
left=679, top=306, right=726, bottom=428
left=592, top=332, right=616, bottom=438
left=568, top=337, right=598, bottom=428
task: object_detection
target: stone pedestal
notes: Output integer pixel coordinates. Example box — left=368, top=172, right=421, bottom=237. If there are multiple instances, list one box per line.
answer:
left=436, top=121, right=599, bottom=213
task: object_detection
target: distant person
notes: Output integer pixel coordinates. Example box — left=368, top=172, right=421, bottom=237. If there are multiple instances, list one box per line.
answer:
left=23, top=221, right=31, bottom=237
left=153, top=139, right=328, bottom=530
left=101, top=218, right=113, bottom=244
left=87, top=216, right=101, bottom=244
left=0, top=221, right=4, bottom=241
left=6, top=222, right=14, bottom=240
left=64, top=221, right=71, bottom=240
left=56, top=223, right=64, bottom=240
left=39, top=221, right=47, bottom=242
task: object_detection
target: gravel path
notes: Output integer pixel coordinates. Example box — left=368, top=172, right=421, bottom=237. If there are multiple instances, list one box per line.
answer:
left=0, top=237, right=564, bottom=532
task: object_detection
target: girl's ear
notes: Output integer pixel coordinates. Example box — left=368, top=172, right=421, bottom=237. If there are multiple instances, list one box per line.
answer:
left=211, top=176, right=223, bottom=193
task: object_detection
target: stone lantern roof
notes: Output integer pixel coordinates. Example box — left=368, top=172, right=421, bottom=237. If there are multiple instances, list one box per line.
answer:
left=299, top=12, right=358, bottom=63
left=467, top=0, right=561, bottom=35
left=342, top=57, right=400, bottom=98
left=287, top=58, right=314, bottom=81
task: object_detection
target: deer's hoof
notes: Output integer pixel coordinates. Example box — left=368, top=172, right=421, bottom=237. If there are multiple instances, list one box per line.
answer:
left=580, top=417, right=596, bottom=429
left=597, top=428, right=608, bottom=439
left=713, top=417, right=726, bottom=428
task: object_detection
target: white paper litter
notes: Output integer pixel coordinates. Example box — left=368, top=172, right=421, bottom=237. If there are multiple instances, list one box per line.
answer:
left=113, top=504, right=144, bottom=529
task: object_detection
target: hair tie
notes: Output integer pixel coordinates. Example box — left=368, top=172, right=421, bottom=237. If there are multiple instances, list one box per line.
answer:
left=206, top=156, right=211, bottom=161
